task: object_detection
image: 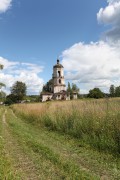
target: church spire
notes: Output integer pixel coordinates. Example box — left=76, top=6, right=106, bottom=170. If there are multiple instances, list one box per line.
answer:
left=57, top=59, right=59, bottom=64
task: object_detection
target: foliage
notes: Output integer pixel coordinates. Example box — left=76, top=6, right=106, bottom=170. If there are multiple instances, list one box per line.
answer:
left=71, top=83, right=79, bottom=93
left=42, top=79, right=53, bottom=93
left=109, top=85, right=115, bottom=97
left=88, top=88, right=104, bottom=99
left=26, top=95, right=40, bottom=102
left=11, top=81, right=27, bottom=102
left=0, top=65, right=6, bottom=93
left=67, top=82, right=72, bottom=98
left=67, top=82, right=72, bottom=93
left=4, top=94, right=15, bottom=105
left=115, top=86, right=120, bottom=97
left=67, top=82, right=79, bottom=99
left=109, top=85, right=120, bottom=97
left=0, top=91, right=6, bottom=101
left=0, top=82, right=6, bottom=89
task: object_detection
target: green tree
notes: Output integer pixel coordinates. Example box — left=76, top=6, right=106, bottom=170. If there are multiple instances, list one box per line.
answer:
left=0, top=91, right=6, bottom=101
left=115, top=86, right=120, bottom=97
left=11, top=81, right=27, bottom=102
left=0, top=82, right=6, bottom=90
left=0, top=64, right=6, bottom=92
left=71, top=83, right=79, bottom=93
left=88, top=88, right=104, bottom=99
left=109, top=85, right=115, bottom=97
left=67, top=82, right=72, bottom=93
left=67, top=82, right=72, bottom=99
left=67, top=82, right=80, bottom=99
left=4, top=94, right=15, bottom=105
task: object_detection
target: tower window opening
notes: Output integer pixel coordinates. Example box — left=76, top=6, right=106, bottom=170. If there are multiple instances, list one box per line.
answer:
left=59, top=79, right=61, bottom=84
left=58, top=71, right=61, bottom=77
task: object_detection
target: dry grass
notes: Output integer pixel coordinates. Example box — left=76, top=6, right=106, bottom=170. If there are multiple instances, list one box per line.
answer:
left=12, top=98, right=120, bottom=154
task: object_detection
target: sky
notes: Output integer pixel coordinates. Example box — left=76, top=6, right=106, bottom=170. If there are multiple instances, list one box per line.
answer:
left=0, top=0, right=120, bottom=95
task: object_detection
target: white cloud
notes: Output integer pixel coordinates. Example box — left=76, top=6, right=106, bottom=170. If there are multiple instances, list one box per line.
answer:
left=97, top=0, right=120, bottom=25
left=62, top=41, right=120, bottom=93
left=0, top=57, right=44, bottom=95
left=0, top=0, right=12, bottom=13
left=97, top=0, right=120, bottom=42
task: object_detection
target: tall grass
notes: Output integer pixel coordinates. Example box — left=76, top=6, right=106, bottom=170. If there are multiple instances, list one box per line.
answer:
left=12, top=98, right=120, bottom=155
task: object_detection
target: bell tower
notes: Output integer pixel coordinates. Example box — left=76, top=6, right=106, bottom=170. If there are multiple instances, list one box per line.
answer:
left=52, top=59, right=66, bottom=93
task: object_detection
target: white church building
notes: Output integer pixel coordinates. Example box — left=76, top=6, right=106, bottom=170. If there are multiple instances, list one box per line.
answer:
left=41, top=59, right=77, bottom=102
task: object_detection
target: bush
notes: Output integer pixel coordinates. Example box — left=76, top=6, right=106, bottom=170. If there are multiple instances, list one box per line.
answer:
left=88, top=88, right=104, bottom=99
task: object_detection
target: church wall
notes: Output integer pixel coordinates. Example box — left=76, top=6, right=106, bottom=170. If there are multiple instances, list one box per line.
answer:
left=73, top=94, right=78, bottom=100
left=54, top=86, right=66, bottom=93
left=42, top=94, right=53, bottom=102
left=53, top=67, right=64, bottom=77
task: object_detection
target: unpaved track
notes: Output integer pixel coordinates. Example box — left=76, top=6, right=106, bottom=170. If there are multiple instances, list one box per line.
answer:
left=2, top=109, right=39, bottom=180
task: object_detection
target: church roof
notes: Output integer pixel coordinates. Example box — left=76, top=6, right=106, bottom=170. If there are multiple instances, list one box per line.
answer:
left=53, top=59, right=63, bottom=68
left=41, top=92, right=53, bottom=95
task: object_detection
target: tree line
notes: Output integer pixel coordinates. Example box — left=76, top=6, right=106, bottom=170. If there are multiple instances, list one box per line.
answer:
left=0, top=81, right=120, bottom=104
left=109, top=85, right=120, bottom=97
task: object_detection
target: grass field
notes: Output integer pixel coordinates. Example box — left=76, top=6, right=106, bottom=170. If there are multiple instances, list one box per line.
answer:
left=12, top=98, right=120, bottom=155
left=0, top=98, right=120, bottom=179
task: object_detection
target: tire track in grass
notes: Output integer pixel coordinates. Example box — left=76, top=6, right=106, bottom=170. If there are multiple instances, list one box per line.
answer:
left=2, top=108, right=39, bottom=180
left=0, top=108, right=20, bottom=179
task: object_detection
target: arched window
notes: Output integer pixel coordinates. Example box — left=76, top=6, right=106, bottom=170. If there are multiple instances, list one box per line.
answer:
left=58, top=71, right=61, bottom=77
left=59, top=79, right=61, bottom=84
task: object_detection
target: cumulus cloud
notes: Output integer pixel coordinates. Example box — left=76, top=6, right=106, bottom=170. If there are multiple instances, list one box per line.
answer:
left=0, top=0, right=12, bottom=13
left=0, top=57, right=44, bottom=95
left=97, top=0, right=120, bottom=24
left=97, top=0, right=120, bottom=42
left=61, top=0, right=120, bottom=93
left=62, top=41, right=120, bottom=93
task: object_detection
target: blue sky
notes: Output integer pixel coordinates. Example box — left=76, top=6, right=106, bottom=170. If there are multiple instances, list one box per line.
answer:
left=0, top=0, right=120, bottom=94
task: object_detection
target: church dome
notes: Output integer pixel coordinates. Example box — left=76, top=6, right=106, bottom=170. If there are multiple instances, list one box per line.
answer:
left=53, top=59, right=63, bottom=68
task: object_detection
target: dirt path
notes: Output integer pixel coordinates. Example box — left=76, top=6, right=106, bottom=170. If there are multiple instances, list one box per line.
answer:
left=2, top=109, right=39, bottom=180
left=2, top=109, right=7, bottom=124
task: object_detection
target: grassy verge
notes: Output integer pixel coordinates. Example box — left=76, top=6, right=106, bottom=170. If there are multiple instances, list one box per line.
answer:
left=12, top=99, right=120, bottom=155
left=0, top=107, right=20, bottom=180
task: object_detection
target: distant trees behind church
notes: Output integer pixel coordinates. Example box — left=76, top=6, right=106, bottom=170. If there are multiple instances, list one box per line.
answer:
left=87, top=88, right=104, bottom=99
left=0, top=79, right=120, bottom=104
left=109, top=85, right=120, bottom=97
left=86, top=85, right=120, bottom=99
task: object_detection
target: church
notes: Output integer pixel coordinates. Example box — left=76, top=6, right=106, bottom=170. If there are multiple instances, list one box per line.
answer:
left=41, top=59, right=77, bottom=102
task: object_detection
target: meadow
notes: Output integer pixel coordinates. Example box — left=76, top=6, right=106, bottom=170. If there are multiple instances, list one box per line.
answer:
left=12, top=98, right=120, bottom=155
left=0, top=98, right=120, bottom=179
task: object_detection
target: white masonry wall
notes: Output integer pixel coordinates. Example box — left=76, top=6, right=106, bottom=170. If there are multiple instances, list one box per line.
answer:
left=42, top=94, right=53, bottom=102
